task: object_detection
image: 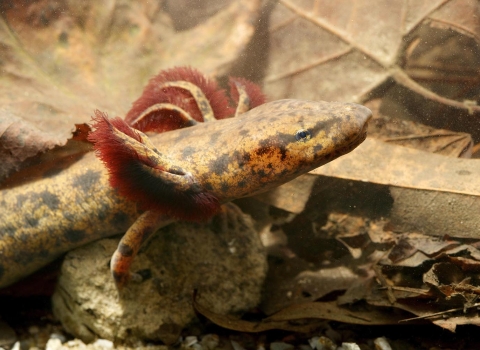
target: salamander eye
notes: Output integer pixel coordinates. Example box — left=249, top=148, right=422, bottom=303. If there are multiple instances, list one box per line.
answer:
left=295, top=129, right=311, bottom=142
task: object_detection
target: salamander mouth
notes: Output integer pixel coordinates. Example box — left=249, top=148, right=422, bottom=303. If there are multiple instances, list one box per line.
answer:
left=334, top=119, right=370, bottom=156
left=353, top=112, right=371, bottom=145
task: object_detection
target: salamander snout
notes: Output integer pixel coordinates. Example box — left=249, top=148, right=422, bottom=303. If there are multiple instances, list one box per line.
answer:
left=351, top=103, right=372, bottom=141
left=335, top=103, right=372, bottom=148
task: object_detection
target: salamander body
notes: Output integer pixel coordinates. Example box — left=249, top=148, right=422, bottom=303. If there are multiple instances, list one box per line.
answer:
left=0, top=99, right=371, bottom=288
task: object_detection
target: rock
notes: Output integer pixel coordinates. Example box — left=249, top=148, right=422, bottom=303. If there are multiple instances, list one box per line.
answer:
left=309, top=336, right=336, bottom=350
left=0, top=321, right=16, bottom=348
left=52, top=204, right=267, bottom=344
left=373, top=337, right=392, bottom=350
left=200, top=334, right=219, bottom=350
left=92, top=339, right=114, bottom=349
left=45, top=338, right=63, bottom=350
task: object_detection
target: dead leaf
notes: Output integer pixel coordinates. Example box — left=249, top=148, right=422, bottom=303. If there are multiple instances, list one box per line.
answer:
left=388, top=251, right=432, bottom=268
left=367, top=100, right=473, bottom=158
left=390, top=188, right=480, bottom=239
left=195, top=293, right=409, bottom=333
left=393, top=292, right=480, bottom=332
left=254, top=173, right=317, bottom=214
left=163, top=0, right=233, bottom=31
left=262, top=203, right=480, bottom=332
left=311, top=138, right=480, bottom=238
left=0, top=123, right=92, bottom=189
left=0, top=0, right=259, bottom=166
left=193, top=293, right=324, bottom=333
left=449, top=256, right=480, bottom=272
left=265, top=300, right=408, bottom=326
left=261, top=0, right=480, bottom=139
left=388, top=233, right=460, bottom=265
left=423, top=262, right=465, bottom=289
left=0, top=109, right=64, bottom=180
left=387, top=238, right=417, bottom=264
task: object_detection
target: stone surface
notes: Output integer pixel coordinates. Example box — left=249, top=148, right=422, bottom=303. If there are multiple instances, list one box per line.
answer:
left=0, top=321, right=16, bottom=347
left=52, top=204, right=267, bottom=344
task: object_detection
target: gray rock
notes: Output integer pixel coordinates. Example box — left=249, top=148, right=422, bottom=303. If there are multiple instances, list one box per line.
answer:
left=52, top=204, right=267, bottom=344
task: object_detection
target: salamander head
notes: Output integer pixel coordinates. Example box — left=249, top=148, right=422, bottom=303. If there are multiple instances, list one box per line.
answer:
left=90, top=99, right=371, bottom=221
left=161, top=99, right=372, bottom=202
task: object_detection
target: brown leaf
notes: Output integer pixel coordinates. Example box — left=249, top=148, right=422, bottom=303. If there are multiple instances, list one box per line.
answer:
left=388, top=238, right=417, bottom=264
left=312, top=138, right=480, bottom=238
left=254, top=173, right=317, bottom=214
left=387, top=251, right=431, bottom=268
left=193, top=293, right=323, bottom=333
left=262, top=0, right=480, bottom=139
left=262, top=253, right=365, bottom=315
left=266, top=300, right=408, bottom=326
left=0, top=109, right=64, bottom=180
left=0, top=127, right=92, bottom=188
left=423, top=262, right=465, bottom=289
left=449, top=256, right=480, bottom=272
left=261, top=213, right=389, bottom=315
left=0, top=0, right=259, bottom=169
left=433, top=313, right=480, bottom=332
left=195, top=294, right=407, bottom=333
left=368, top=295, right=479, bottom=332
left=408, top=234, right=459, bottom=256
left=367, top=100, right=473, bottom=158
left=390, top=188, right=480, bottom=239
left=163, top=0, right=234, bottom=31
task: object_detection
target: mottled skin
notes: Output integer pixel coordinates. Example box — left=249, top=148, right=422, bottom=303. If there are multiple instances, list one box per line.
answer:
left=151, top=99, right=370, bottom=201
left=0, top=152, right=139, bottom=288
left=0, top=99, right=371, bottom=288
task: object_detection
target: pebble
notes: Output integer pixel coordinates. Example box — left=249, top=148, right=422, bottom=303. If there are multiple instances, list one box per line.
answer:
left=45, top=338, right=62, bottom=350
left=373, top=337, right=392, bottom=350
left=183, top=336, right=198, bottom=347
left=308, top=336, right=336, bottom=350
left=92, top=339, right=114, bottom=349
left=50, top=333, right=67, bottom=343
left=2, top=326, right=394, bottom=350
left=339, top=343, right=360, bottom=350
left=231, top=340, right=246, bottom=350
left=200, top=334, right=219, bottom=350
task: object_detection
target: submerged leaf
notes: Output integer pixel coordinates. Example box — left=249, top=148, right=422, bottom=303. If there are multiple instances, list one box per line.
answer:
left=0, top=0, right=260, bottom=168
left=261, top=0, right=480, bottom=139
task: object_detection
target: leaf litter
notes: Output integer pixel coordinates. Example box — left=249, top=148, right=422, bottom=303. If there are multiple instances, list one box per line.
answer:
left=206, top=0, right=480, bottom=337
left=0, top=0, right=259, bottom=180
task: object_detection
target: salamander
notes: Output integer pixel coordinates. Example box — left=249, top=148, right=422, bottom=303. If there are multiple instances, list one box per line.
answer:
left=0, top=99, right=371, bottom=289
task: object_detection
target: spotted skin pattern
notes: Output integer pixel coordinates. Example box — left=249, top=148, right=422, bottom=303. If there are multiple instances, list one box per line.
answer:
left=153, top=99, right=372, bottom=202
left=0, top=99, right=371, bottom=288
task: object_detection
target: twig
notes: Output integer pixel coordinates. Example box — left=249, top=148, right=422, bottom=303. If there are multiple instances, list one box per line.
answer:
left=392, top=68, right=480, bottom=115
left=399, top=302, right=480, bottom=323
